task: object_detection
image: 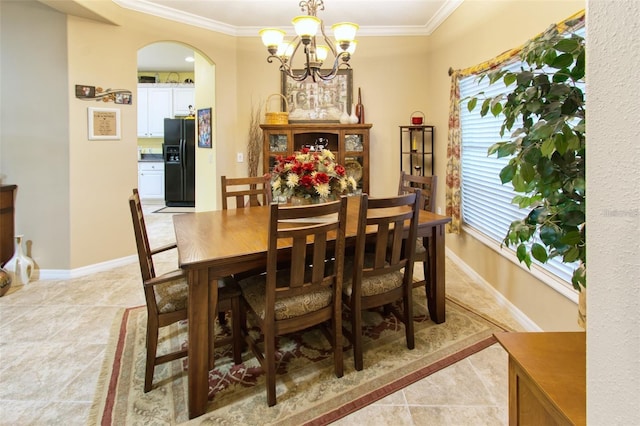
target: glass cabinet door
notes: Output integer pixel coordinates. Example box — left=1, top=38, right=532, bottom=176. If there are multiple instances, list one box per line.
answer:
left=269, top=134, right=288, bottom=152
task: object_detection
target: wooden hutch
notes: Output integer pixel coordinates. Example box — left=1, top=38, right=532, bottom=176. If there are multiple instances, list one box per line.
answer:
left=261, top=123, right=372, bottom=194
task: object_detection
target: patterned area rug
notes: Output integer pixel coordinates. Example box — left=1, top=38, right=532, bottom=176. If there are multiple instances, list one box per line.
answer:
left=89, top=291, right=509, bottom=425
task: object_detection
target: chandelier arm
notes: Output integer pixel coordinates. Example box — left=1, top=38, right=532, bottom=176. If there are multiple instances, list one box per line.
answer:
left=266, top=55, right=286, bottom=66
left=314, top=52, right=351, bottom=81
left=318, top=21, right=338, bottom=57
left=287, top=67, right=311, bottom=82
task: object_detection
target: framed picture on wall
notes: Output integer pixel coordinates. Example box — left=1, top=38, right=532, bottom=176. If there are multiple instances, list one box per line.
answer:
left=76, top=84, right=95, bottom=98
left=87, top=107, right=120, bottom=140
left=197, top=108, right=212, bottom=148
left=281, top=69, right=352, bottom=123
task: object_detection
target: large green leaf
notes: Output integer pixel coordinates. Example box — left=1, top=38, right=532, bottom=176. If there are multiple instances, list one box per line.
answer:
left=467, top=97, right=477, bottom=112
left=541, top=138, right=556, bottom=157
left=500, top=164, right=516, bottom=183
left=540, top=225, right=559, bottom=245
left=561, top=210, right=585, bottom=227
left=531, top=243, right=549, bottom=263
left=520, top=162, right=536, bottom=183
left=480, top=98, right=491, bottom=117
left=554, top=38, right=580, bottom=53
left=504, top=73, right=517, bottom=86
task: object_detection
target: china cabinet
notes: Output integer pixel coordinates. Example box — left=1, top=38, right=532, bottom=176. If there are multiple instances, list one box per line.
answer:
left=0, top=185, right=17, bottom=266
left=261, top=123, right=371, bottom=194
left=399, top=125, right=434, bottom=176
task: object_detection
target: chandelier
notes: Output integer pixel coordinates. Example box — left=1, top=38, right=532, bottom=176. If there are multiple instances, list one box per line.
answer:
left=259, top=0, right=358, bottom=82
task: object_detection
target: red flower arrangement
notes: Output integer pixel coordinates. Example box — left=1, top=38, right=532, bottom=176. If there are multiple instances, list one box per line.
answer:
left=270, top=148, right=357, bottom=201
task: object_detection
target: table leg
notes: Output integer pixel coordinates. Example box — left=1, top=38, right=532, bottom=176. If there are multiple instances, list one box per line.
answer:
left=188, top=268, right=213, bottom=419
left=427, top=224, right=446, bottom=323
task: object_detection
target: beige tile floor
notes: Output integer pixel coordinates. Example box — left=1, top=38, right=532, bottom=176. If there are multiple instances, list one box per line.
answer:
left=0, top=201, right=526, bottom=425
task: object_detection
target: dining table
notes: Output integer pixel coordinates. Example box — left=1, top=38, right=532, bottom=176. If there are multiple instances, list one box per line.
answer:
left=172, top=195, right=451, bottom=419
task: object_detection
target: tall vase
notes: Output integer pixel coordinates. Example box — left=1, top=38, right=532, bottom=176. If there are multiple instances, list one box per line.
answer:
left=4, top=235, right=34, bottom=285
left=355, top=87, right=365, bottom=124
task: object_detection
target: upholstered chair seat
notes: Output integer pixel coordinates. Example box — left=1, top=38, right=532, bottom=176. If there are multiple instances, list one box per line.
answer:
left=239, top=270, right=332, bottom=321
left=342, top=254, right=404, bottom=297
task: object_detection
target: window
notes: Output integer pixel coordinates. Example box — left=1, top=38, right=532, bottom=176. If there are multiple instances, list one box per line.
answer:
left=459, top=23, right=584, bottom=286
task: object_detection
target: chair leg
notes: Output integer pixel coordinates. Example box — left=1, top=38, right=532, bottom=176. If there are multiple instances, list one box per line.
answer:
left=264, top=326, right=277, bottom=407
left=352, top=299, right=364, bottom=371
left=404, top=284, right=415, bottom=350
left=231, top=296, right=243, bottom=365
left=145, top=316, right=159, bottom=393
left=332, top=307, right=344, bottom=378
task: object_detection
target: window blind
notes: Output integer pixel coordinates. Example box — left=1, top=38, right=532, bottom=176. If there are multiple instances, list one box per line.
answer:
left=459, top=60, right=579, bottom=283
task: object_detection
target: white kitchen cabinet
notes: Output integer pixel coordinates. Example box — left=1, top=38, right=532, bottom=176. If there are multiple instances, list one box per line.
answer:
left=173, top=87, right=195, bottom=116
left=137, top=162, right=165, bottom=199
left=137, top=87, right=172, bottom=137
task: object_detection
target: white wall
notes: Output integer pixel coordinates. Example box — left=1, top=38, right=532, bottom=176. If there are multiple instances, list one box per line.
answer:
left=587, top=1, right=640, bottom=423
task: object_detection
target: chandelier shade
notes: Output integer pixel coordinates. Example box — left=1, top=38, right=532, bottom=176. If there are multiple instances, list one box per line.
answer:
left=259, top=0, right=358, bottom=82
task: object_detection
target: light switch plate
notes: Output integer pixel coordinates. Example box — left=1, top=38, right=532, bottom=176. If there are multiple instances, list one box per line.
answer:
left=237, top=152, right=244, bottom=162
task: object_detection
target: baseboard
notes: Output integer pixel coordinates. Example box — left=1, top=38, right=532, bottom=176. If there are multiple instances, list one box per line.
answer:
left=35, top=255, right=138, bottom=281
left=446, top=247, right=542, bottom=331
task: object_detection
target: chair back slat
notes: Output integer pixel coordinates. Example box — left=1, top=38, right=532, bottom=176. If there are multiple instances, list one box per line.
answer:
left=267, top=199, right=347, bottom=302
left=355, top=192, right=420, bottom=284
left=129, top=191, right=155, bottom=281
left=398, top=171, right=437, bottom=213
left=221, top=175, right=272, bottom=209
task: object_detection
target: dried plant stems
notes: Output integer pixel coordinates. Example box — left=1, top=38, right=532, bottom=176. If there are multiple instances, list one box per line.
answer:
left=247, top=103, right=262, bottom=177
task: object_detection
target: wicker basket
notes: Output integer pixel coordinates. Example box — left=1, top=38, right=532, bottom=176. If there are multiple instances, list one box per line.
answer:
left=264, top=94, right=289, bottom=124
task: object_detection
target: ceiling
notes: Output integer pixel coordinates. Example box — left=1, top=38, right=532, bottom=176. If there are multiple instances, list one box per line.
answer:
left=130, top=0, right=464, bottom=72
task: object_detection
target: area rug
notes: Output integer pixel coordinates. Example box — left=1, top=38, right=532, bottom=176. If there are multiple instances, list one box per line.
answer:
left=153, top=206, right=195, bottom=213
left=89, top=292, right=509, bottom=425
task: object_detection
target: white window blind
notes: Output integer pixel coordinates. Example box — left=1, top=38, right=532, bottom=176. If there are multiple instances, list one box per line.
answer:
left=459, top=61, right=578, bottom=283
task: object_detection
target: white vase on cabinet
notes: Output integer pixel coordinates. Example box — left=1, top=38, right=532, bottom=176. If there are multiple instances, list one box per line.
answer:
left=339, top=104, right=350, bottom=124
left=349, top=103, right=358, bottom=124
left=4, top=235, right=34, bottom=285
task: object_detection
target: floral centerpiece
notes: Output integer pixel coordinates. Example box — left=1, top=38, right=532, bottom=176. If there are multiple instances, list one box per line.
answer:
left=270, top=148, right=358, bottom=202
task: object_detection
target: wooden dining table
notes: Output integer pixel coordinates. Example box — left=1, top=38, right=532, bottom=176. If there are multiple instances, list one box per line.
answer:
left=173, top=195, right=451, bottom=419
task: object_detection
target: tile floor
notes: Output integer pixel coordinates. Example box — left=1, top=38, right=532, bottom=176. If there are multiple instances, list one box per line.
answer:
left=0, top=201, right=526, bottom=425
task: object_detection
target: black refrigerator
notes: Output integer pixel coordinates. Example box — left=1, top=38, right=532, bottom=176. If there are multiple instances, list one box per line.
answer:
left=163, top=118, right=195, bottom=207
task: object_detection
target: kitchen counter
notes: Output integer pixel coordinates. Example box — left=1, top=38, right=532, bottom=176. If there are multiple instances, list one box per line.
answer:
left=138, top=153, right=163, bottom=162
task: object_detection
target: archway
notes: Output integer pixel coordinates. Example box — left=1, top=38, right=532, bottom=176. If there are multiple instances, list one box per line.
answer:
left=136, top=42, right=217, bottom=210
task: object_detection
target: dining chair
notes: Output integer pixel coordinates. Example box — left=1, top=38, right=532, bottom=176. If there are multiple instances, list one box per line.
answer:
left=398, top=172, right=438, bottom=316
left=221, top=175, right=272, bottom=209
left=129, top=189, right=243, bottom=392
left=237, top=198, right=348, bottom=406
left=343, top=191, right=420, bottom=371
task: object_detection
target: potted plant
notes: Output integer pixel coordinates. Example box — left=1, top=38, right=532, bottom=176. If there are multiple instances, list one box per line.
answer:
left=467, top=19, right=586, bottom=293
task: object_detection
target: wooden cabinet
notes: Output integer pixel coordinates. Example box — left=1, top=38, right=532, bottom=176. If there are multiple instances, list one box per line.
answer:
left=400, top=125, right=434, bottom=176
left=172, top=87, right=195, bottom=116
left=138, top=162, right=165, bottom=199
left=137, top=84, right=195, bottom=138
left=138, top=86, right=172, bottom=137
left=0, top=185, right=17, bottom=266
left=261, top=123, right=371, bottom=194
left=494, top=332, right=586, bottom=426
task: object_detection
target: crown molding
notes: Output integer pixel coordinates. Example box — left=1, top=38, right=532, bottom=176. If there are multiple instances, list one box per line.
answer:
left=114, top=0, right=463, bottom=37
